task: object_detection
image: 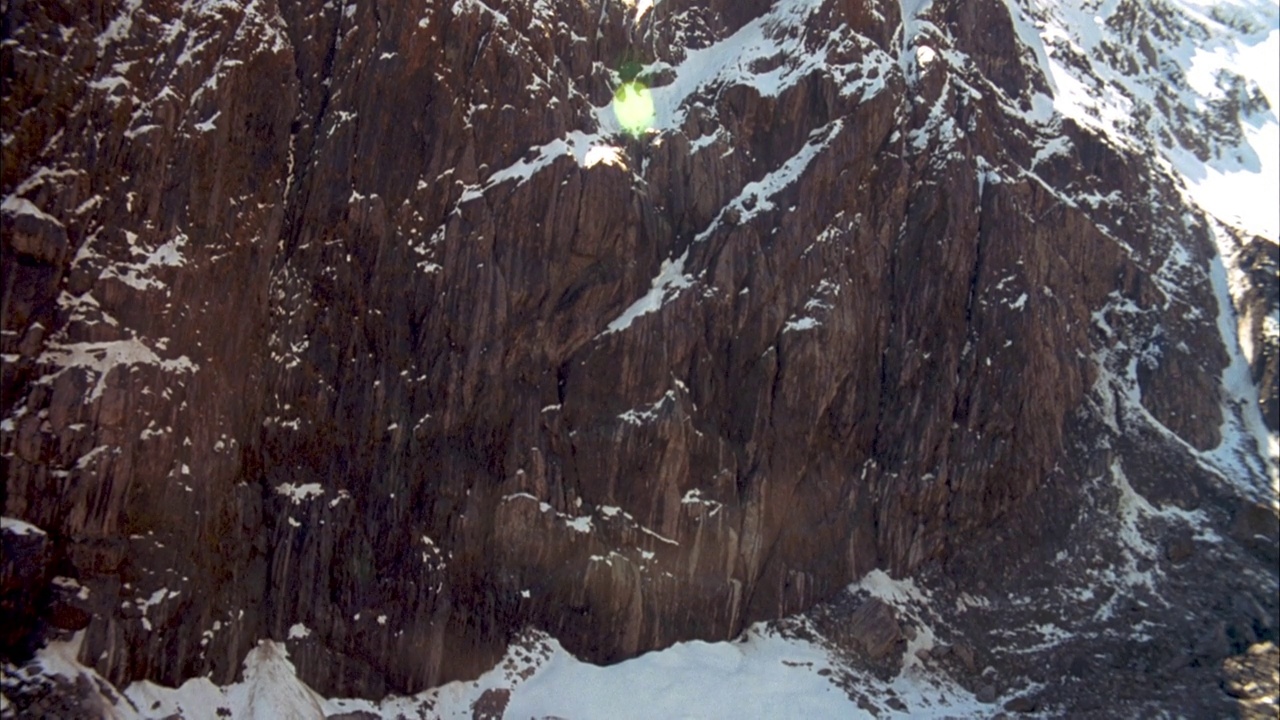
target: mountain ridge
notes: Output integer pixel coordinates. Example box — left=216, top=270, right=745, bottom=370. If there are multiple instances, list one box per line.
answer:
left=2, top=0, right=1276, bottom=714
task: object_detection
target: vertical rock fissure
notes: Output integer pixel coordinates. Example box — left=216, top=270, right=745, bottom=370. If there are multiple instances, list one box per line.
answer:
left=276, top=3, right=345, bottom=262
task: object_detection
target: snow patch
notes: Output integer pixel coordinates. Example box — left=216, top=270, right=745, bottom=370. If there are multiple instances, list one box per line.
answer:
left=855, top=569, right=932, bottom=607
left=784, top=317, right=819, bottom=332
left=602, top=251, right=693, bottom=334
left=458, top=131, right=627, bottom=208
left=696, top=120, right=844, bottom=243
left=193, top=111, right=220, bottom=133
left=1, top=195, right=62, bottom=226
left=38, top=339, right=198, bottom=402
left=583, top=144, right=626, bottom=169
left=274, top=483, right=325, bottom=504
left=2, top=516, right=46, bottom=536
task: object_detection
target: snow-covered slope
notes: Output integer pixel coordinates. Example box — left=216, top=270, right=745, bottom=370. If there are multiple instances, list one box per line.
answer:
left=13, top=583, right=999, bottom=719
left=111, top=626, right=986, bottom=719
left=1021, top=0, right=1278, bottom=239
left=1026, top=0, right=1279, bottom=478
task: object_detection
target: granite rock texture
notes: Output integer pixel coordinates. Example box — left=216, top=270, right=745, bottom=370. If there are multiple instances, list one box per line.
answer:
left=2, top=0, right=1274, bottom=700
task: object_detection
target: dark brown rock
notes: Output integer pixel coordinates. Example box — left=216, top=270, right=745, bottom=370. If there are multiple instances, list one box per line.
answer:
left=1, top=521, right=52, bottom=659
left=1231, top=503, right=1280, bottom=564
left=1195, top=622, right=1232, bottom=663
left=840, top=597, right=904, bottom=661
left=1164, top=534, right=1195, bottom=564
left=954, top=643, right=978, bottom=674
left=48, top=601, right=92, bottom=633
left=0, top=669, right=122, bottom=719
left=0, top=0, right=1271, bottom=704
left=4, top=206, right=69, bottom=264
left=471, top=687, right=512, bottom=720
left=1003, top=695, right=1037, bottom=713
left=1232, top=234, right=1279, bottom=433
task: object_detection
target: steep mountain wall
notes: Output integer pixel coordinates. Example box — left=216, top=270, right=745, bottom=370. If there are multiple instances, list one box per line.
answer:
left=2, top=0, right=1274, bottom=700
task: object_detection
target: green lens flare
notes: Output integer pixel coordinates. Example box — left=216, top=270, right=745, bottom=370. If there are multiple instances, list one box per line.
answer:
left=612, top=81, right=655, bottom=136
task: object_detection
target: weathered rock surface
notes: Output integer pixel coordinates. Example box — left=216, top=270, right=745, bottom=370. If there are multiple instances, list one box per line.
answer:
left=1, top=520, right=53, bottom=658
left=1233, top=234, right=1279, bottom=432
left=1, top=0, right=1275, bottom=707
left=1223, top=642, right=1280, bottom=712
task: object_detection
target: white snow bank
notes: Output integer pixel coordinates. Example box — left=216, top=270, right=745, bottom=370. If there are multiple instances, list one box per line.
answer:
left=1, top=195, right=63, bottom=226
left=123, top=641, right=325, bottom=720
left=103, top=613, right=994, bottom=720
left=1, top=516, right=46, bottom=536
left=1168, top=25, right=1279, bottom=239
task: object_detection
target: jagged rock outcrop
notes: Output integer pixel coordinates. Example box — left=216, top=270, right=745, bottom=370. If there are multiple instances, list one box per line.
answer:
left=1, top=520, right=53, bottom=657
left=2, top=0, right=1275, bottom=704
left=1232, top=233, right=1279, bottom=432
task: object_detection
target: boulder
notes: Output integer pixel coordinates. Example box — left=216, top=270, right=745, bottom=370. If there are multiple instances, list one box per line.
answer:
left=841, top=598, right=905, bottom=661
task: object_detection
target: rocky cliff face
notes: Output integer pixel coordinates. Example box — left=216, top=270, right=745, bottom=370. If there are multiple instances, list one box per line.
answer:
left=2, top=0, right=1276, bottom=706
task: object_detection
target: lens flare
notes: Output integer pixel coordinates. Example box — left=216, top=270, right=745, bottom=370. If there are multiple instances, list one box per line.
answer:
left=612, top=81, right=655, bottom=136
